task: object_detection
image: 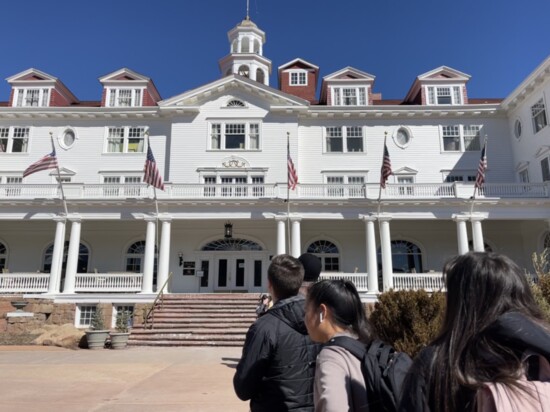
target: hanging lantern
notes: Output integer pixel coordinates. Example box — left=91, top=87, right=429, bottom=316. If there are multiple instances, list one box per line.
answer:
left=224, top=221, right=233, bottom=239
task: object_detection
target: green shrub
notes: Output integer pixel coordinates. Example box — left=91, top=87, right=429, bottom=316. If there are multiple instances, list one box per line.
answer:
left=369, top=289, right=445, bottom=358
left=90, top=305, right=105, bottom=331
left=531, top=250, right=550, bottom=320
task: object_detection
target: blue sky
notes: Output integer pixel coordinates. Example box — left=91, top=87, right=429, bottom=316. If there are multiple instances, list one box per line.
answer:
left=1, top=0, right=548, bottom=102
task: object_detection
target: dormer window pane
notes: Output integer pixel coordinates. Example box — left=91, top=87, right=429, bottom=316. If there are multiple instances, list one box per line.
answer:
left=437, top=87, right=452, bottom=105
left=427, top=87, right=436, bottom=105
left=225, top=124, right=246, bottom=149
left=26, top=89, right=40, bottom=107
left=343, top=88, right=357, bottom=105
left=453, top=87, right=462, bottom=105
left=135, top=89, right=142, bottom=106
left=41, top=89, right=50, bottom=107
left=333, top=88, right=341, bottom=105
left=358, top=88, right=366, bottom=105
left=109, top=90, right=116, bottom=107
left=118, top=89, right=132, bottom=107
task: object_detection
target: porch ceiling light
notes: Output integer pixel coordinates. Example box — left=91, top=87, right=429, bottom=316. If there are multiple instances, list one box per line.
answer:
left=224, top=221, right=233, bottom=239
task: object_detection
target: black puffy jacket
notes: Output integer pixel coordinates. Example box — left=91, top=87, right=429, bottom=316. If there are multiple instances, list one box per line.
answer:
left=233, top=294, right=321, bottom=411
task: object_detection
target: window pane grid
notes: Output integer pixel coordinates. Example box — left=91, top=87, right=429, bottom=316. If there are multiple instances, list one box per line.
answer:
left=442, top=125, right=460, bottom=151
left=463, top=125, right=481, bottom=151
left=79, top=306, right=96, bottom=327
left=326, top=127, right=343, bottom=152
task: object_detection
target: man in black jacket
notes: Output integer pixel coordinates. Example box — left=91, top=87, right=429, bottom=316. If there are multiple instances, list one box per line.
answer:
left=233, top=254, right=321, bottom=411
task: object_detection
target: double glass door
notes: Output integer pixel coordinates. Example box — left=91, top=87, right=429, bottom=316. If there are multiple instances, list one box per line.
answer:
left=213, top=256, right=264, bottom=292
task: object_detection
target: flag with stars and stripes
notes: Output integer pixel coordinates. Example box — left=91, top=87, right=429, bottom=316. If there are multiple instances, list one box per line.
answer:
left=23, top=149, right=58, bottom=178
left=380, top=142, right=392, bottom=189
left=474, top=142, right=487, bottom=190
left=288, top=153, right=298, bottom=190
left=143, top=143, right=165, bottom=191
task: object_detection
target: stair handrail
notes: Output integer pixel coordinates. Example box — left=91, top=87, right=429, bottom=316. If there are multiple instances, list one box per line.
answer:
left=143, top=271, right=174, bottom=329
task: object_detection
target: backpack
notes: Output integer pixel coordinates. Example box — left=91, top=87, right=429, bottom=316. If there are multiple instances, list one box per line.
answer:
left=326, top=336, right=413, bottom=412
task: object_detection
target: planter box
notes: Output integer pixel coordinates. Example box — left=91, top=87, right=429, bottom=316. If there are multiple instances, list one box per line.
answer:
left=85, top=330, right=109, bottom=350
left=110, top=332, right=130, bottom=349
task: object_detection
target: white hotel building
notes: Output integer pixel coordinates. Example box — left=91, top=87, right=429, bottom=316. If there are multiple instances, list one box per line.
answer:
left=0, top=17, right=549, bottom=318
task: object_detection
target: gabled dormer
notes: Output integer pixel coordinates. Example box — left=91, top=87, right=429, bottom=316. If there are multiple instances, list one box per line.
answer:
left=99, top=68, right=161, bottom=108
left=278, top=58, right=319, bottom=104
left=6, top=68, right=79, bottom=107
left=320, top=67, right=375, bottom=106
left=404, top=66, right=470, bottom=106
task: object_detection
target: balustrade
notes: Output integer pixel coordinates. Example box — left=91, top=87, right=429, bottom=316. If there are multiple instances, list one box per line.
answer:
left=0, top=273, right=50, bottom=293
left=74, top=273, right=143, bottom=292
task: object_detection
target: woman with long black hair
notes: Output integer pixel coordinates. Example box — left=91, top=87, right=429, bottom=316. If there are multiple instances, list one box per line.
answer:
left=305, top=279, right=376, bottom=412
left=399, top=252, right=550, bottom=411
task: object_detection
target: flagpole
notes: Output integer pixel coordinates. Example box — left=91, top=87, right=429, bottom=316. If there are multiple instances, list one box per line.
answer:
left=286, top=131, right=291, bottom=254
left=50, top=132, right=68, bottom=215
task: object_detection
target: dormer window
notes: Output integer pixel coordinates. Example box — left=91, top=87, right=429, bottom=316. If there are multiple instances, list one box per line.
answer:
left=107, top=88, right=142, bottom=107
left=332, top=87, right=367, bottom=106
left=289, top=71, right=307, bottom=86
left=13, top=88, right=50, bottom=107
left=426, top=86, right=463, bottom=105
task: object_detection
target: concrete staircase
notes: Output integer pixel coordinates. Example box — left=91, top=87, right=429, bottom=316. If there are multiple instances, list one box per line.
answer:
left=128, top=293, right=259, bottom=347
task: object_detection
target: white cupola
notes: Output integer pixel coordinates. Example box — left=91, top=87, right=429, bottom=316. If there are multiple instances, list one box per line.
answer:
left=218, top=17, right=272, bottom=86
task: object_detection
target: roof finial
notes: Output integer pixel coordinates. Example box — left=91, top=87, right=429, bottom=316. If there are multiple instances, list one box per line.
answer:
left=246, top=0, right=250, bottom=20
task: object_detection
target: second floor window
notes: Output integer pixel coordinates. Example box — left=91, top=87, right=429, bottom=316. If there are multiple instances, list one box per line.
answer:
left=541, top=157, right=550, bottom=182
left=427, top=86, right=463, bottom=105
left=210, top=122, right=260, bottom=150
left=290, top=71, right=307, bottom=86
left=531, top=99, right=548, bottom=133
left=325, top=126, right=364, bottom=153
left=105, top=127, right=146, bottom=153
left=441, top=125, right=481, bottom=152
left=107, top=88, right=143, bottom=107
left=0, top=127, right=29, bottom=153
left=14, top=88, right=50, bottom=107
left=332, top=87, right=367, bottom=106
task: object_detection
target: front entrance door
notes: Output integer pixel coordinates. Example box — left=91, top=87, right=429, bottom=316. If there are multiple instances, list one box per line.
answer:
left=208, top=256, right=265, bottom=292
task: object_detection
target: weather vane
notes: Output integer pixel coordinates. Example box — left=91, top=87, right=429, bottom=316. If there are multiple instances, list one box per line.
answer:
left=246, top=0, right=250, bottom=20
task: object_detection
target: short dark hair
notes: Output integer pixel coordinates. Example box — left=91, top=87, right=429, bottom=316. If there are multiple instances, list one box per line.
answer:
left=298, top=253, right=322, bottom=282
left=268, top=254, right=304, bottom=300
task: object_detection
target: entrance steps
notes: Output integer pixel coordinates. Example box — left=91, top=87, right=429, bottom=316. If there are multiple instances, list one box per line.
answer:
left=129, top=293, right=259, bottom=347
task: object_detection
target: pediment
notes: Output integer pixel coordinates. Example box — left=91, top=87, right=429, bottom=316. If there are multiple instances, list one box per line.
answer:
left=99, top=68, right=150, bottom=83
left=159, top=75, right=309, bottom=108
left=6, top=68, right=57, bottom=84
left=49, top=167, right=76, bottom=176
left=278, top=58, right=319, bottom=71
left=393, top=166, right=418, bottom=175
left=323, top=67, right=376, bottom=82
left=515, top=161, right=530, bottom=171
left=534, top=145, right=550, bottom=158
left=418, top=66, right=471, bottom=82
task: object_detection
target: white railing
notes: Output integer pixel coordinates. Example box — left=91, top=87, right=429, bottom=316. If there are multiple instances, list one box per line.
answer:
left=0, top=273, right=50, bottom=293
left=0, top=182, right=548, bottom=201
left=319, top=273, right=369, bottom=292
left=392, top=273, right=445, bottom=292
left=74, top=273, right=143, bottom=292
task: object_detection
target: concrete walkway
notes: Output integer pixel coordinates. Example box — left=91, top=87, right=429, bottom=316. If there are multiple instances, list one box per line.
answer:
left=0, top=345, right=249, bottom=412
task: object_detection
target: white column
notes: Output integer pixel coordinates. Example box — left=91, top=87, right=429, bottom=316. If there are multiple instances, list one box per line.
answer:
left=379, top=215, right=393, bottom=291
left=291, top=217, right=302, bottom=258
left=361, top=215, right=379, bottom=294
left=63, top=216, right=81, bottom=294
left=276, top=216, right=286, bottom=255
left=250, top=63, right=257, bottom=81
left=47, top=217, right=66, bottom=294
left=141, top=217, right=156, bottom=294
left=471, top=216, right=485, bottom=252
left=453, top=215, right=470, bottom=255
left=157, top=216, right=172, bottom=293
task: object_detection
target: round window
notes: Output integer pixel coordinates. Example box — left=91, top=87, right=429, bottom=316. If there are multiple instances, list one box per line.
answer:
left=394, top=127, right=412, bottom=148
left=514, top=119, right=522, bottom=139
left=58, top=128, right=77, bottom=150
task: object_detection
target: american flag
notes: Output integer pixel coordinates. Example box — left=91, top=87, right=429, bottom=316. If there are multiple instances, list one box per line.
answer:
left=474, top=142, right=487, bottom=190
left=380, top=142, right=392, bottom=188
left=288, top=153, right=298, bottom=190
left=144, top=143, right=165, bottom=191
left=23, top=149, right=58, bottom=178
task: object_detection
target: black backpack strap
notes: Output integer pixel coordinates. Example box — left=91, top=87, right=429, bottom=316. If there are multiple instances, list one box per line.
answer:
left=325, top=335, right=367, bottom=360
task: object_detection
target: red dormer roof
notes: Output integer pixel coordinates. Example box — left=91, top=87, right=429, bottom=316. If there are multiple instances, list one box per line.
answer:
left=404, top=66, right=471, bottom=105
left=278, top=58, right=319, bottom=104
left=99, top=68, right=162, bottom=107
left=320, top=67, right=376, bottom=105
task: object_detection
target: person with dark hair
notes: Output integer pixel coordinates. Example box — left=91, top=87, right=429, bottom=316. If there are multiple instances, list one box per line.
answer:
left=233, top=254, right=321, bottom=412
left=399, top=252, right=550, bottom=412
left=305, top=279, right=376, bottom=412
left=299, top=253, right=323, bottom=296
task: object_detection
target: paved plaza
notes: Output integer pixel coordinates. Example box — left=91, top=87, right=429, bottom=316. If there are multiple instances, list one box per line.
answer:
left=0, top=345, right=249, bottom=412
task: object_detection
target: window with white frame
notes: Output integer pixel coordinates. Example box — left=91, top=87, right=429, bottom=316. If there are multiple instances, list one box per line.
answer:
left=519, top=169, right=529, bottom=183
left=444, top=173, right=476, bottom=183
left=105, top=126, right=146, bottom=153
left=0, top=241, right=7, bottom=271
left=306, top=240, right=339, bottom=271
left=209, top=122, right=261, bottom=150
left=441, top=125, right=482, bottom=152
left=0, top=127, right=29, bottom=153
left=102, top=175, right=142, bottom=196
left=531, top=99, right=548, bottom=133
left=325, top=175, right=365, bottom=197
left=77, top=305, right=97, bottom=328
left=325, top=126, right=364, bottom=153
left=107, top=88, right=143, bottom=107
left=14, top=88, right=50, bottom=107
left=202, top=174, right=265, bottom=197
left=289, top=71, right=307, bottom=86
left=541, top=157, right=550, bottom=182
left=426, top=86, right=463, bottom=105
left=331, top=87, right=367, bottom=106
left=113, top=305, right=134, bottom=329
left=397, top=176, right=415, bottom=195
left=1, top=176, right=23, bottom=197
